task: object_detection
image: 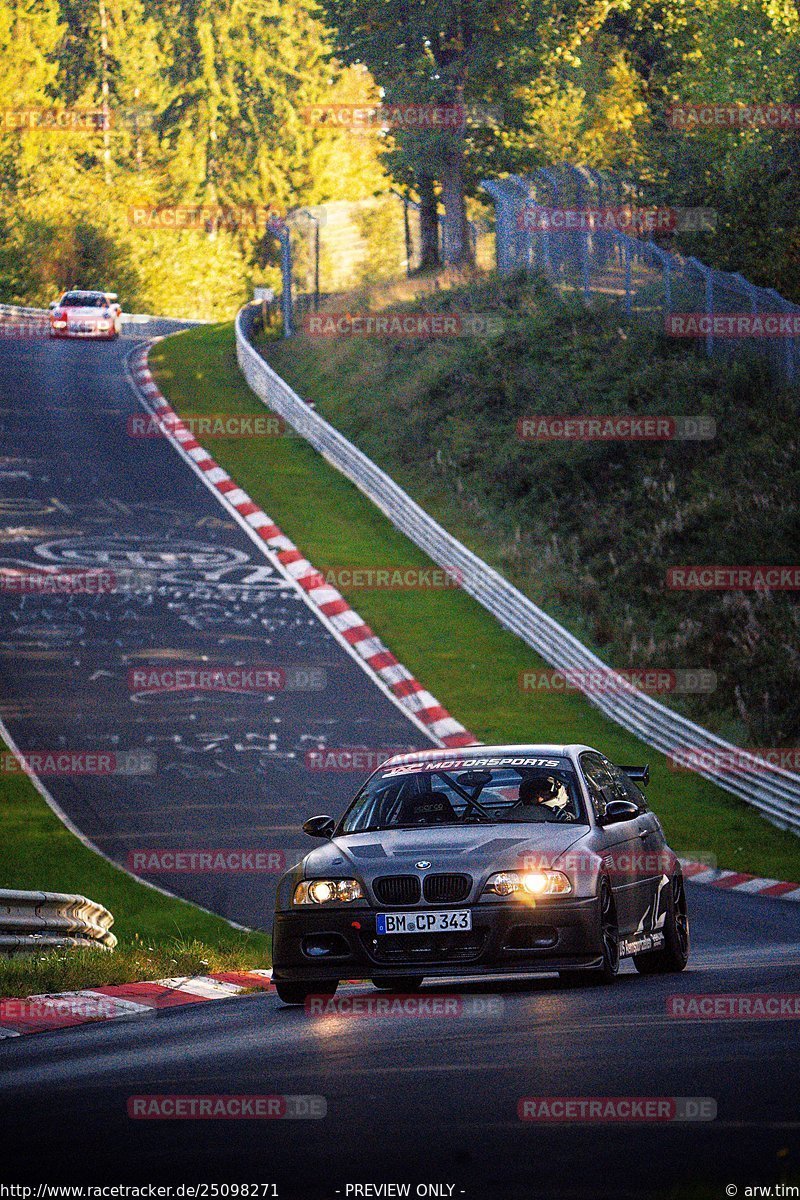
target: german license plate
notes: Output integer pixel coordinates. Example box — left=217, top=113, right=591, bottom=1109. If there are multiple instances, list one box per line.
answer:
left=376, top=910, right=472, bottom=935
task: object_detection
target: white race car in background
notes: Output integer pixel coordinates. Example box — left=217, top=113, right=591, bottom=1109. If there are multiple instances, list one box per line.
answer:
left=49, top=290, right=122, bottom=340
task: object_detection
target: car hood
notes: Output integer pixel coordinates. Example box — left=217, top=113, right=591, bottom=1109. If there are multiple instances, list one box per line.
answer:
left=304, top=823, right=589, bottom=879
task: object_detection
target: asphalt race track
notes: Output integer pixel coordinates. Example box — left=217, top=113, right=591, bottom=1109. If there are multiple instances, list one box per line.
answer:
left=1, top=329, right=799, bottom=1198
left=0, top=325, right=427, bottom=926
left=1, top=886, right=799, bottom=1196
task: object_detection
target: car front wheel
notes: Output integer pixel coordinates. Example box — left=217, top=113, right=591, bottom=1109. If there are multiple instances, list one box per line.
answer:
left=633, top=874, right=689, bottom=974
left=560, top=878, right=619, bottom=987
left=275, top=979, right=338, bottom=1005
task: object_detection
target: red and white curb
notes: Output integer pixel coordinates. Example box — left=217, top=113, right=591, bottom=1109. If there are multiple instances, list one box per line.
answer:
left=128, top=346, right=476, bottom=751
left=0, top=970, right=273, bottom=1038
left=680, top=859, right=800, bottom=900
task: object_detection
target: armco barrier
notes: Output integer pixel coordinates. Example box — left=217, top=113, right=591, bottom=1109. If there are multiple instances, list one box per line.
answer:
left=0, top=889, right=117, bottom=953
left=0, top=302, right=190, bottom=326
left=235, top=304, right=800, bottom=836
left=0, top=303, right=49, bottom=319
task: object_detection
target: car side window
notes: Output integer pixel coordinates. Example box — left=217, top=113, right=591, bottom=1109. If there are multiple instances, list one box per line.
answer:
left=580, top=752, right=614, bottom=821
left=606, top=762, right=647, bottom=812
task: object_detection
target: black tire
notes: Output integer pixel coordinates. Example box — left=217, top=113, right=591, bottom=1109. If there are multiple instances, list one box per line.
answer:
left=633, top=874, right=690, bottom=974
left=274, top=979, right=338, bottom=1005
left=562, top=878, right=619, bottom=986
left=371, top=976, right=424, bottom=992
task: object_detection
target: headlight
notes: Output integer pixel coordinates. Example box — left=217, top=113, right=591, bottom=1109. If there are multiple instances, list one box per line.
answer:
left=293, top=878, right=364, bottom=905
left=482, top=870, right=571, bottom=897
left=97, top=320, right=111, bottom=329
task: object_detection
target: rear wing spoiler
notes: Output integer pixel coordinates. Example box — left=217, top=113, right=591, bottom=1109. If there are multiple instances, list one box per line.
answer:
left=620, top=764, right=650, bottom=786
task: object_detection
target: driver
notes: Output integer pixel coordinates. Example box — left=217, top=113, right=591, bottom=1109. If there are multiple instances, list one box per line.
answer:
left=516, top=774, right=576, bottom=822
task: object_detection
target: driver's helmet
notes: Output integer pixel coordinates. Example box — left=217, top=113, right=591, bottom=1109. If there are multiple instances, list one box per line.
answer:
left=519, top=774, right=565, bottom=807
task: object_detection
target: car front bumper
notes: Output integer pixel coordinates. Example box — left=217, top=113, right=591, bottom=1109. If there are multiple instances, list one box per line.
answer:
left=51, top=324, right=116, bottom=338
left=272, top=897, right=601, bottom=982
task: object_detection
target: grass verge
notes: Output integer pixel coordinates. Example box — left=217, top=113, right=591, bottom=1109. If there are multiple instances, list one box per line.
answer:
left=0, top=939, right=267, bottom=999
left=271, top=274, right=799, bottom=750
left=1, top=737, right=270, bottom=996
left=150, top=322, right=800, bottom=883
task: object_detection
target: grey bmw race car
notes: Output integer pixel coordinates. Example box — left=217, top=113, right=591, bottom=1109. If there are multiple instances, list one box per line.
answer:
left=272, top=743, right=690, bottom=1004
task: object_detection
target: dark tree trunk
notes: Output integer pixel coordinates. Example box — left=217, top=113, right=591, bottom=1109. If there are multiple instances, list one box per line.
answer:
left=417, top=172, right=440, bottom=269
left=440, top=143, right=473, bottom=266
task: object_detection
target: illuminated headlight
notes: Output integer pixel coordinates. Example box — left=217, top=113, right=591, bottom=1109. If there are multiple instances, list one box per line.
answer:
left=483, top=871, right=571, bottom=897
left=52, top=319, right=67, bottom=328
left=293, top=878, right=364, bottom=905
left=96, top=320, right=111, bottom=330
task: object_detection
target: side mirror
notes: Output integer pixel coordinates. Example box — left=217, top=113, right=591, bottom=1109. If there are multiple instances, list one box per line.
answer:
left=48, top=301, right=58, bottom=309
left=302, top=814, right=335, bottom=839
left=602, top=798, right=640, bottom=825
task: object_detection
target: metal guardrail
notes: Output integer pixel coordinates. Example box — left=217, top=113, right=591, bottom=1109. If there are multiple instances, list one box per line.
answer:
left=0, top=889, right=117, bottom=953
left=0, top=303, right=49, bottom=319
left=235, top=304, right=800, bottom=836
left=0, top=303, right=50, bottom=335
left=0, top=303, right=186, bottom=325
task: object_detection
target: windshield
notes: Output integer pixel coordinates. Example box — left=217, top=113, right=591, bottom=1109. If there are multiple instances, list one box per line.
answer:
left=62, top=293, right=108, bottom=308
left=340, top=758, right=587, bottom=833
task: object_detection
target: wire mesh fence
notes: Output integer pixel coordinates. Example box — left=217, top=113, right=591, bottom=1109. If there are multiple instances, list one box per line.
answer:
left=283, top=195, right=422, bottom=331
left=273, top=193, right=495, bottom=336
left=482, top=165, right=800, bottom=385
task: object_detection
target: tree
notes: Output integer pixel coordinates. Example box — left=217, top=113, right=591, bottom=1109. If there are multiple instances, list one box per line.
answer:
left=610, top=0, right=800, bottom=297
left=321, top=0, right=620, bottom=266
